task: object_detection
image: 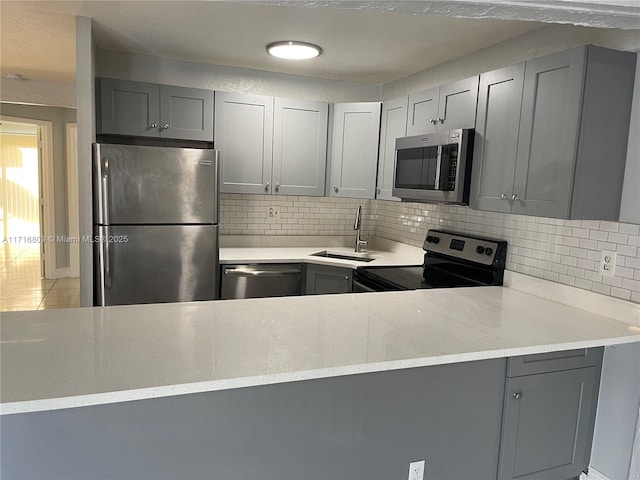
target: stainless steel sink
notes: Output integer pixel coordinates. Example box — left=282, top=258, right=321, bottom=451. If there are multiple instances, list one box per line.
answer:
left=310, top=251, right=375, bottom=262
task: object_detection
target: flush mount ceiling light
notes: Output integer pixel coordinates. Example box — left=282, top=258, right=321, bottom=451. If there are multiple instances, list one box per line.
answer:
left=266, top=41, right=322, bottom=60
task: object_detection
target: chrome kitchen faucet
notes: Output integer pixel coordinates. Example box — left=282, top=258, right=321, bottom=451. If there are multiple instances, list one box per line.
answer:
left=354, top=205, right=368, bottom=253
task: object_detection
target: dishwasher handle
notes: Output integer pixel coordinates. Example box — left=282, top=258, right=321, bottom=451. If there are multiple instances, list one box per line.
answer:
left=224, top=267, right=301, bottom=277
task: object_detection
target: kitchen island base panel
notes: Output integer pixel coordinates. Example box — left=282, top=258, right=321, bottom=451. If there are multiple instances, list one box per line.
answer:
left=1, top=359, right=506, bottom=480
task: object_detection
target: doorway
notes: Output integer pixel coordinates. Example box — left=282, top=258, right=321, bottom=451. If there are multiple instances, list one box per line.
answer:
left=0, top=119, right=44, bottom=274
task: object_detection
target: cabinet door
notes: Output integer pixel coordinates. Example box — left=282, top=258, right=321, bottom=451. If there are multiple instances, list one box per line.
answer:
left=273, top=98, right=328, bottom=196
left=305, top=264, right=352, bottom=295
left=406, top=87, right=439, bottom=135
left=99, top=78, right=160, bottom=137
left=498, top=368, right=597, bottom=480
left=159, top=85, right=214, bottom=141
left=511, top=48, right=586, bottom=218
left=329, top=103, right=381, bottom=199
left=470, top=64, right=524, bottom=213
left=377, top=97, right=407, bottom=201
left=214, top=92, right=274, bottom=194
left=436, top=76, right=479, bottom=131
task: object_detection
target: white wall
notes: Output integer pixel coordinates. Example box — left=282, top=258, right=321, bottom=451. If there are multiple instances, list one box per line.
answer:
left=590, top=343, right=640, bottom=480
left=96, top=50, right=381, bottom=103
left=0, top=78, right=76, bottom=108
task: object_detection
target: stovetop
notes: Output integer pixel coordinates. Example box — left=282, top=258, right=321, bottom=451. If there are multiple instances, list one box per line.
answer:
left=354, top=230, right=507, bottom=292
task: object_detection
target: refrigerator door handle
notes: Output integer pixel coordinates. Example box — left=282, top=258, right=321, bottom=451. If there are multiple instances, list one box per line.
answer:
left=104, top=227, right=113, bottom=290
left=100, top=157, right=110, bottom=224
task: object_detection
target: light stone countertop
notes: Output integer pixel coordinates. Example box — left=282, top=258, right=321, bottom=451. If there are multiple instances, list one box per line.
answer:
left=2, top=284, right=639, bottom=415
left=219, top=244, right=424, bottom=268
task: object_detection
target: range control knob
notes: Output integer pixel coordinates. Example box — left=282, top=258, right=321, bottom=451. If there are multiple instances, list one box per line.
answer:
left=431, top=236, right=440, bottom=244
left=485, top=247, right=493, bottom=256
left=476, top=246, right=485, bottom=255
left=426, top=235, right=434, bottom=243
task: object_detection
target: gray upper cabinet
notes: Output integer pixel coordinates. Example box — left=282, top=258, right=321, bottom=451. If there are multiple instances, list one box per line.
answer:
left=159, top=85, right=214, bottom=141
left=471, top=45, right=636, bottom=220
left=215, top=93, right=327, bottom=196
left=377, top=96, right=408, bottom=201
left=98, top=78, right=213, bottom=141
left=406, top=76, right=479, bottom=136
left=273, top=98, right=328, bottom=196
left=470, top=64, right=525, bottom=213
left=328, top=102, right=382, bottom=199
left=215, top=92, right=274, bottom=194
left=406, top=87, right=439, bottom=135
left=99, top=78, right=160, bottom=138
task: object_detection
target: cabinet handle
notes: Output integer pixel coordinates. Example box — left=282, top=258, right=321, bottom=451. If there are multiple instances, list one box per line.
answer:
left=265, top=182, right=270, bottom=192
left=500, top=194, right=508, bottom=200
left=149, top=123, right=158, bottom=129
left=334, top=185, right=339, bottom=193
left=513, top=392, right=522, bottom=400
left=511, top=194, right=520, bottom=201
left=275, top=183, right=280, bottom=192
left=377, top=188, right=381, bottom=195
left=429, top=118, right=437, bottom=125
left=344, top=276, right=350, bottom=281
left=162, top=123, right=170, bottom=130
left=437, top=117, right=444, bottom=124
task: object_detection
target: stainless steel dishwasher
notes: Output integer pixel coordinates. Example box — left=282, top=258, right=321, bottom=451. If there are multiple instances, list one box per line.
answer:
left=221, top=264, right=302, bottom=299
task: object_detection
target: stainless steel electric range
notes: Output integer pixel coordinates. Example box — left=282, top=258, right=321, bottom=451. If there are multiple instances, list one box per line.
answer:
left=353, top=230, right=507, bottom=292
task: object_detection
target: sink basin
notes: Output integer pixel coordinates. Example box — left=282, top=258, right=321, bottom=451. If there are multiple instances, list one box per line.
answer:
left=310, top=250, right=375, bottom=262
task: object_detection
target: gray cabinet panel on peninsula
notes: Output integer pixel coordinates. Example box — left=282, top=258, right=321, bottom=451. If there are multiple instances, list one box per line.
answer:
left=215, top=92, right=327, bottom=196
left=471, top=45, right=636, bottom=219
left=98, top=78, right=213, bottom=141
left=498, top=348, right=603, bottom=480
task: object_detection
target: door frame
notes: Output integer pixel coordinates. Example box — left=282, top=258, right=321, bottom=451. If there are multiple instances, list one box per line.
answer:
left=66, top=123, right=79, bottom=277
left=1, top=115, right=56, bottom=278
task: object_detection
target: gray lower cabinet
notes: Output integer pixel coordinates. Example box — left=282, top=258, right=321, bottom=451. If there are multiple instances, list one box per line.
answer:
left=406, top=76, right=479, bottom=135
left=305, top=264, right=352, bottom=295
left=471, top=45, right=636, bottom=219
left=498, top=348, right=603, bottom=480
left=328, top=102, right=381, bottom=199
left=376, top=96, right=407, bottom=201
left=98, top=78, right=213, bottom=141
left=215, top=92, right=327, bottom=196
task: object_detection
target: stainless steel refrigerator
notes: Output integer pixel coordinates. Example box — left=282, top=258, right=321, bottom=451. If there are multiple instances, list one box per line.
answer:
left=93, top=143, right=219, bottom=306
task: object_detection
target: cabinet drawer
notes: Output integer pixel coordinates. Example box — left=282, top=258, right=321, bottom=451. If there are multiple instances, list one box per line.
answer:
left=507, top=347, right=603, bottom=377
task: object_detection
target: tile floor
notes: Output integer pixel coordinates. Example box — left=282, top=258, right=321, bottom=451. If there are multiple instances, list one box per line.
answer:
left=0, top=245, right=80, bottom=312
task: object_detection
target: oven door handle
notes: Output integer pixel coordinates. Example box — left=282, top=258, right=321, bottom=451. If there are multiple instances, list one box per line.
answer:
left=352, top=279, right=377, bottom=293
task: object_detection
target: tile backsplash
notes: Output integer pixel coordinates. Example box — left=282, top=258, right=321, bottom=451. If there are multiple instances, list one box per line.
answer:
left=220, top=194, right=640, bottom=304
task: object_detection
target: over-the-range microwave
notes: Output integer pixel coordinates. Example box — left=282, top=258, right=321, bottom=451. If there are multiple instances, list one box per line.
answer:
left=392, top=128, right=474, bottom=204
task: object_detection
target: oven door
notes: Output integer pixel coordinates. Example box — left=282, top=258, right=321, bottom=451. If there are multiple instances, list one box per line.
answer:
left=352, top=279, right=377, bottom=293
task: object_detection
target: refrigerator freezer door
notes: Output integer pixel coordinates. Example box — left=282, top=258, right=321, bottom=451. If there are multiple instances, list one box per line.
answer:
left=95, top=225, right=219, bottom=306
left=94, top=144, right=219, bottom=225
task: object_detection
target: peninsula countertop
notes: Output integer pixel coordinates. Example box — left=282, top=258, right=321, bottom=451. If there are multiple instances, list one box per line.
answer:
left=2, top=284, right=639, bottom=415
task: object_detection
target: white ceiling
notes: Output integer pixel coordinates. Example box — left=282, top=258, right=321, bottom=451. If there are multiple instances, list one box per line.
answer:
left=1, top=1, right=548, bottom=85
left=1, top=1, right=638, bottom=86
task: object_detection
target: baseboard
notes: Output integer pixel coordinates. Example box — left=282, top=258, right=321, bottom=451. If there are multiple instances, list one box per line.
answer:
left=580, top=467, right=611, bottom=480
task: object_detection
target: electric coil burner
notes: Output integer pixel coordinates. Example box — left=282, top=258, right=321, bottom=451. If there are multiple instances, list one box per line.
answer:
left=352, top=230, right=507, bottom=292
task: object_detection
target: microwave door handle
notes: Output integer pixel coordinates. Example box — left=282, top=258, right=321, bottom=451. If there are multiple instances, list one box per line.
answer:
left=434, top=145, right=442, bottom=190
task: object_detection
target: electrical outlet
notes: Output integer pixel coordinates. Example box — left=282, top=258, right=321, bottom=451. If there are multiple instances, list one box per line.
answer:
left=266, top=206, right=279, bottom=223
left=408, top=460, right=425, bottom=480
left=600, top=250, right=617, bottom=278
